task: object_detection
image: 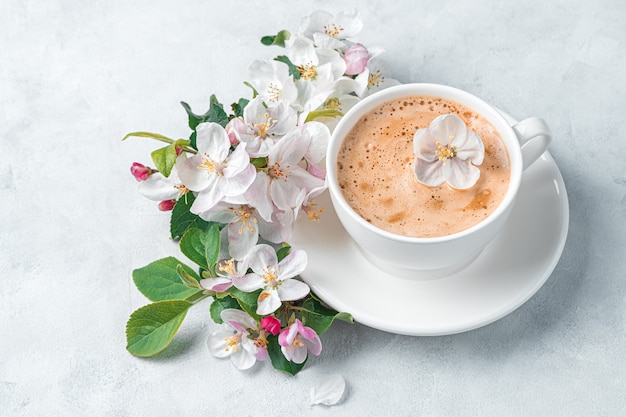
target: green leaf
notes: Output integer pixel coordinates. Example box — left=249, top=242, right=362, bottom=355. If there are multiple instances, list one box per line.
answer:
left=228, top=287, right=262, bottom=320
left=230, top=98, right=249, bottom=118
left=122, top=131, right=175, bottom=144
left=250, top=157, right=268, bottom=169
left=126, top=300, right=192, bottom=357
left=267, top=334, right=307, bottom=375
left=132, top=257, right=201, bottom=302
left=243, top=81, right=259, bottom=98
left=179, top=225, right=221, bottom=271
left=260, top=30, right=291, bottom=47
left=274, top=55, right=301, bottom=80
left=181, top=95, right=229, bottom=131
left=304, top=108, right=344, bottom=123
left=209, top=296, right=241, bottom=324
left=299, top=297, right=354, bottom=335
left=169, top=193, right=211, bottom=240
left=176, top=264, right=203, bottom=290
left=150, top=144, right=178, bottom=177
left=276, top=244, right=291, bottom=262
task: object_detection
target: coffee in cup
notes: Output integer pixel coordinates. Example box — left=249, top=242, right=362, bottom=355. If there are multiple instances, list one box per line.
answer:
left=336, top=95, right=510, bottom=238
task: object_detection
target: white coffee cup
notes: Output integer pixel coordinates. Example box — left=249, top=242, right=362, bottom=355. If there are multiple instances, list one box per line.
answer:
left=326, top=83, right=552, bottom=279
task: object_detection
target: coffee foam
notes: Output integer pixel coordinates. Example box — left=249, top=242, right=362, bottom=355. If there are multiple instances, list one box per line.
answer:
left=337, top=96, right=510, bottom=238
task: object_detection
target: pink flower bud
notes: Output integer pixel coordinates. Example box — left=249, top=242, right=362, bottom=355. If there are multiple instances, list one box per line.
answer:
left=175, top=145, right=183, bottom=156
left=158, top=199, right=176, bottom=211
left=343, top=44, right=369, bottom=75
left=261, top=316, right=281, bottom=336
left=130, top=162, right=152, bottom=182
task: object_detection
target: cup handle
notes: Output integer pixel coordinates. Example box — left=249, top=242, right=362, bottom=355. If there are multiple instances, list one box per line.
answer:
left=512, top=117, right=552, bottom=170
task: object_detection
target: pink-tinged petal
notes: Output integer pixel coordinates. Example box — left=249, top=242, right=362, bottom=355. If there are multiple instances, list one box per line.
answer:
left=206, top=330, right=235, bottom=358
left=344, top=44, right=369, bottom=75
left=454, top=130, right=485, bottom=165
left=310, top=374, right=345, bottom=406
left=230, top=345, right=257, bottom=370
left=443, top=159, right=481, bottom=190
left=241, top=335, right=268, bottom=362
left=225, top=118, right=242, bottom=145
left=428, top=114, right=467, bottom=146
left=190, top=183, right=223, bottom=214
left=223, top=143, right=251, bottom=178
left=220, top=308, right=258, bottom=331
left=228, top=220, right=259, bottom=261
left=246, top=244, right=278, bottom=274
left=413, top=159, right=445, bottom=187
left=196, top=122, right=231, bottom=160
left=413, top=128, right=440, bottom=162
left=200, top=277, right=233, bottom=293
left=221, top=164, right=256, bottom=197
left=303, top=333, right=322, bottom=357
left=307, top=162, right=326, bottom=180
left=279, top=322, right=299, bottom=347
left=256, top=289, right=282, bottom=315
left=176, top=154, right=212, bottom=192
left=287, top=165, right=326, bottom=193
left=277, top=249, right=308, bottom=279
left=276, top=279, right=310, bottom=302
left=254, top=345, right=269, bottom=361
left=232, top=272, right=265, bottom=292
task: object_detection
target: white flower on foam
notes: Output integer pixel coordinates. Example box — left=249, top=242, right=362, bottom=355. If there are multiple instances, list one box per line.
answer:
left=413, top=114, right=485, bottom=189
left=299, top=10, right=363, bottom=51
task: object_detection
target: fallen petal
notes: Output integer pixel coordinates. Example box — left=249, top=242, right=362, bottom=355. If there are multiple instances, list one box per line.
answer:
left=310, top=374, right=346, bottom=406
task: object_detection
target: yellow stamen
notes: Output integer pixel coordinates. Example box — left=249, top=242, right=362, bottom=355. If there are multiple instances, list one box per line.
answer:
left=269, top=162, right=287, bottom=179
left=218, top=258, right=237, bottom=276
left=435, top=141, right=457, bottom=161
left=253, top=112, right=278, bottom=138
left=267, top=83, right=282, bottom=103
left=174, top=184, right=189, bottom=197
left=224, top=335, right=239, bottom=353
left=229, top=207, right=257, bottom=235
left=304, top=204, right=325, bottom=221
left=262, top=265, right=279, bottom=285
left=368, top=70, right=385, bottom=88
left=297, top=63, right=318, bottom=80
left=324, top=97, right=341, bottom=111
left=323, top=23, right=344, bottom=38
left=197, top=153, right=224, bottom=175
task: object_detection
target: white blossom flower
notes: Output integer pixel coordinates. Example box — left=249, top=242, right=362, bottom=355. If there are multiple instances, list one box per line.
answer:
left=137, top=163, right=188, bottom=202
left=299, top=10, right=363, bottom=51
left=232, top=97, right=298, bottom=157
left=234, top=244, right=309, bottom=315
left=248, top=59, right=298, bottom=105
left=200, top=257, right=247, bottom=293
left=278, top=318, right=322, bottom=364
left=207, top=309, right=268, bottom=370
left=413, top=114, right=485, bottom=189
left=354, top=57, right=400, bottom=97
left=175, top=122, right=256, bottom=214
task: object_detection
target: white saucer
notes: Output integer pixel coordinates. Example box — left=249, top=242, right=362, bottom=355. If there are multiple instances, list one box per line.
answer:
left=291, top=151, right=569, bottom=336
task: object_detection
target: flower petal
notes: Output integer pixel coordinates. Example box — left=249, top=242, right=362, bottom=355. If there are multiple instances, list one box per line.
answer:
left=256, top=289, right=282, bottom=315
left=454, top=130, right=485, bottom=165
left=190, top=183, right=223, bottom=214
left=276, top=279, right=310, bottom=302
left=246, top=244, right=278, bottom=274
left=283, top=344, right=308, bottom=364
left=428, top=114, right=467, bottom=146
left=230, top=345, right=257, bottom=370
left=310, top=374, right=346, bottom=406
left=221, top=163, right=256, bottom=197
left=413, top=128, right=440, bottom=162
left=413, top=158, right=445, bottom=187
left=196, top=122, right=231, bottom=160
left=442, top=159, right=481, bottom=190
left=175, top=154, right=213, bottom=192
left=221, top=308, right=258, bottom=332
left=277, top=249, right=308, bottom=280
left=232, top=272, right=265, bottom=292
left=200, top=277, right=233, bottom=293
left=206, top=330, right=235, bottom=358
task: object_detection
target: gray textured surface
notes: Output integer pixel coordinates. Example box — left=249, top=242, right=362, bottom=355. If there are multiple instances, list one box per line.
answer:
left=1, top=0, right=624, bottom=415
